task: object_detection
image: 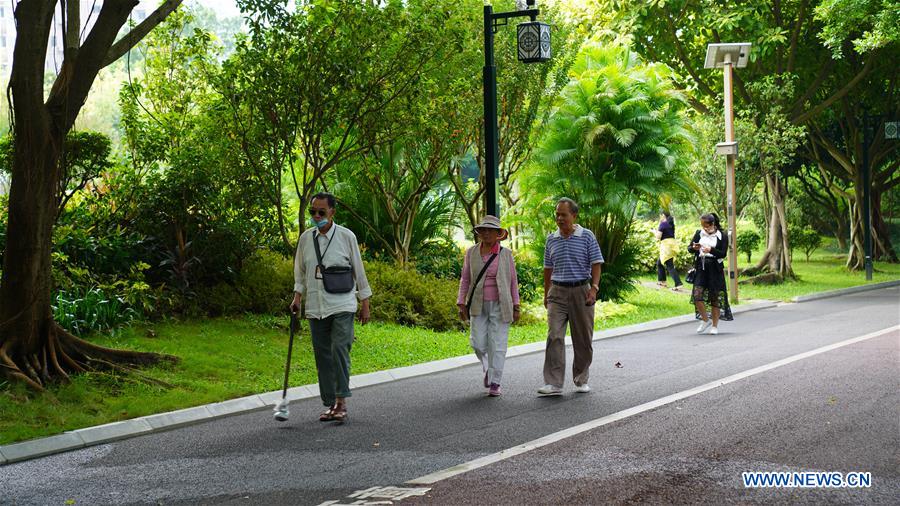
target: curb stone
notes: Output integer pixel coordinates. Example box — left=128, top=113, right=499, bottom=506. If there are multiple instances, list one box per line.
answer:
left=143, top=406, right=214, bottom=431
left=791, top=280, right=900, bottom=303
left=0, top=433, right=85, bottom=463
left=1, top=282, right=893, bottom=465
left=72, top=419, right=154, bottom=445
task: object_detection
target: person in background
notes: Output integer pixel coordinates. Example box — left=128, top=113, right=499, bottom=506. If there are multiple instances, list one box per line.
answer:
left=688, top=213, right=733, bottom=335
left=538, top=198, right=603, bottom=396
left=655, top=211, right=683, bottom=291
left=457, top=215, right=521, bottom=397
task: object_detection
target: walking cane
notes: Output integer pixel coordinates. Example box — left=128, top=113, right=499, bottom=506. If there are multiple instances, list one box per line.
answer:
left=273, top=311, right=299, bottom=422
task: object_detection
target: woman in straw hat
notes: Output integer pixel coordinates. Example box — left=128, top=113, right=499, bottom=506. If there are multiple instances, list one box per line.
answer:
left=456, top=215, right=521, bottom=397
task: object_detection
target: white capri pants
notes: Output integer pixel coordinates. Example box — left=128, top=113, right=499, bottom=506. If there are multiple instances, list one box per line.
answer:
left=469, top=299, right=510, bottom=385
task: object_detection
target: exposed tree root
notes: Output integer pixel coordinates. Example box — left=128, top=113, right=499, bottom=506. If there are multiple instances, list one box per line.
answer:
left=0, top=323, right=178, bottom=392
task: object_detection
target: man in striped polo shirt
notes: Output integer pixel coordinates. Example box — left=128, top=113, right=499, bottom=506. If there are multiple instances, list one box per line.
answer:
left=538, top=197, right=604, bottom=396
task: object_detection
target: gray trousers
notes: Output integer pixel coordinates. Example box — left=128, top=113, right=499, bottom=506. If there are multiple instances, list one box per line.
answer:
left=309, top=312, right=355, bottom=406
left=543, top=283, right=595, bottom=387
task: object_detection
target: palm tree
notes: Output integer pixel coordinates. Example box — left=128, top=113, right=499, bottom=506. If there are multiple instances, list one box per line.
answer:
left=521, top=43, right=692, bottom=301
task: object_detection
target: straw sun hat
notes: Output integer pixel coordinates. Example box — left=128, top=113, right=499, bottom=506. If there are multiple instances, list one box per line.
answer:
left=473, top=215, right=509, bottom=241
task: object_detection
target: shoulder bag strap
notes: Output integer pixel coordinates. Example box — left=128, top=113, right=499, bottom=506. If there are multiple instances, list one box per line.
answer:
left=312, top=232, right=325, bottom=272
left=466, top=248, right=499, bottom=311
left=312, top=231, right=335, bottom=272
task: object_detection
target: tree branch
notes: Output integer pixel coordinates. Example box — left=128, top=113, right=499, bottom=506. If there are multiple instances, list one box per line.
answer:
left=786, top=0, right=808, bottom=73
left=665, top=9, right=716, bottom=99
left=103, top=0, right=184, bottom=67
left=794, top=54, right=878, bottom=124
left=790, top=58, right=833, bottom=119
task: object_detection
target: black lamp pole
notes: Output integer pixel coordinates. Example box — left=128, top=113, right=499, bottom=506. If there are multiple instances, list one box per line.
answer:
left=482, top=2, right=540, bottom=217
left=862, top=111, right=873, bottom=281
left=483, top=4, right=499, bottom=217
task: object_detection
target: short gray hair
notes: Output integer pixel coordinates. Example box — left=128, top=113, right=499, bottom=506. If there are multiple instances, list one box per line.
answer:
left=556, top=197, right=579, bottom=215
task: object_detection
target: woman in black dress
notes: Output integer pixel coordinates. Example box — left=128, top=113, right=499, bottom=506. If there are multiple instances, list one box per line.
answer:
left=688, top=213, right=733, bottom=334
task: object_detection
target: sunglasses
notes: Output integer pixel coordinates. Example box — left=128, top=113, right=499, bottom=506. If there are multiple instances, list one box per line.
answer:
left=308, top=208, right=329, bottom=217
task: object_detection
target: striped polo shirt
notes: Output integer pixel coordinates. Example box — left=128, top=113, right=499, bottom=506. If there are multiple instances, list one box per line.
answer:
left=544, top=225, right=604, bottom=282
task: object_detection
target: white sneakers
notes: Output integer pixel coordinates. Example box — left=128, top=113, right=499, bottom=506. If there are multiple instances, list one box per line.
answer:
left=537, top=384, right=563, bottom=396
left=696, top=320, right=712, bottom=334
left=709, top=326, right=719, bottom=335
left=537, top=384, right=591, bottom=395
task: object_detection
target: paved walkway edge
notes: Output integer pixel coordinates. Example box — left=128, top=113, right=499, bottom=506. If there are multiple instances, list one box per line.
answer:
left=790, top=279, right=900, bottom=302
left=2, top=281, right=894, bottom=465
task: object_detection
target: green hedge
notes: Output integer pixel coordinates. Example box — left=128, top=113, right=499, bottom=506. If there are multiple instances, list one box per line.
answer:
left=199, top=252, right=464, bottom=331
left=201, top=250, right=295, bottom=316
left=365, top=261, right=463, bottom=331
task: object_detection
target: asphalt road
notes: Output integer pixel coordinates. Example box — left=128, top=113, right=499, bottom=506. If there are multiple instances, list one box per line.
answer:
left=1, top=286, right=898, bottom=506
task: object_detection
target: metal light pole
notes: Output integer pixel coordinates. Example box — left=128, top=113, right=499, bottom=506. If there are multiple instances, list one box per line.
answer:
left=483, top=3, right=500, bottom=217
left=482, top=0, right=550, bottom=217
left=862, top=111, right=873, bottom=280
left=861, top=118, right=899, bottom=279
left=705, top=43, right=751, bottom=304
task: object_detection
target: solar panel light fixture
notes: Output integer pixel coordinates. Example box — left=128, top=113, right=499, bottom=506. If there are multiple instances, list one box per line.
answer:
left=704, top=43, right=751, bottom=69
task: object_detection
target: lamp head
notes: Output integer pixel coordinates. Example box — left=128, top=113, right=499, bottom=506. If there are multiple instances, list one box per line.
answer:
left=704, top=43, right=752, bottom=69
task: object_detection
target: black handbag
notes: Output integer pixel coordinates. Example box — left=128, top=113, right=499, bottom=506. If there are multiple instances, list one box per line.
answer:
left=312, top=232, right=355, bottom=294
left=685, top=268, right=696, bottom=284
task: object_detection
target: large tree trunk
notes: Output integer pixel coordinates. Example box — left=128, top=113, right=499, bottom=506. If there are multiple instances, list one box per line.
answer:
left=747, top=173, right=795, bottom=280
left=872, top=189, right=898, bottom=262
left=847, top=180, right=898, bottom=269
left=1, top=0, right=182, bottom=390
left=0, top=110, right=173, bottom=390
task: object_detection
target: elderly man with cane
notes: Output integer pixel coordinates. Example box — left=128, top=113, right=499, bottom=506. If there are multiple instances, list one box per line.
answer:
left=276, top=191, right=372, bottom=423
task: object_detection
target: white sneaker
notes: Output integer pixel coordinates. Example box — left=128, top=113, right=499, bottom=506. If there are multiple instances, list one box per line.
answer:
left=709, top=326, right=719, bottom=335
left=537, top=384, right=563, bottom=396
left=574, top=383, right=591, bottom=393
left=696, top=320, right=712, bottom=334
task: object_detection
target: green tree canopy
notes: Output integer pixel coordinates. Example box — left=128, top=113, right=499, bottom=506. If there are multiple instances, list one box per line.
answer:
left=522, top=43, right=692, bottom=300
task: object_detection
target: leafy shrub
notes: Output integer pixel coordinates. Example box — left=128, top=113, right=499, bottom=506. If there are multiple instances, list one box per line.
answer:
left=736, top=228, right=762, bottom=263
left=201, top=250, right=294, bottom=316
left=53, top=287, right=138, bottom=335
left=53, top=221, right=152, bottom=277
left=412, top=241, right=463, bottom=279
left=596, top=238, right=641, bottom=302
left=629, top=220, right=694, bottom=273
left=790, top=226, right=822, bottom=261
left=365, top=261, right=463, bottom=331
left=630, top=220, right=663, bottom=273
left=514, top=251, right=544, bottom=303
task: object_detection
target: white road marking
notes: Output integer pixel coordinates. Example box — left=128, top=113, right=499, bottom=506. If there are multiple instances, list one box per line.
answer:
left=407, top=325, right=899, bottom=485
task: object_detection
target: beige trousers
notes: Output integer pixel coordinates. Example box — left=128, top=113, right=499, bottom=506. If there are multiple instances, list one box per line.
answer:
left=543, top=283, right=595, bottom=387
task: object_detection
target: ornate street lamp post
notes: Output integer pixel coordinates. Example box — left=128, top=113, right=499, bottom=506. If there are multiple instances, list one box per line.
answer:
left=483, top=0, right=551, bottom=217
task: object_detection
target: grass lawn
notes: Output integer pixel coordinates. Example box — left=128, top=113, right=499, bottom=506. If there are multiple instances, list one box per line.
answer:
left=2, top=245, right=897, bottom=445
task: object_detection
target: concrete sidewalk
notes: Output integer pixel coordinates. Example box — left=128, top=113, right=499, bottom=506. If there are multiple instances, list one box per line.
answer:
left=2, top=281, right=892, bottom=465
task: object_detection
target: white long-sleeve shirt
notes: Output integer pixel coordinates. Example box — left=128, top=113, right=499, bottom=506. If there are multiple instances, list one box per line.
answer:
left=294, top=223, right=372, bottom=319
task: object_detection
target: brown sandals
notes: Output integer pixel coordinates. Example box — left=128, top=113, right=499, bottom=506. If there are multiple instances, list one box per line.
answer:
left=319, top=407, right=336, bottom=422
left=318, top=404, right=348, bottom=423
left=331, top=405, right=348, bottom=423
